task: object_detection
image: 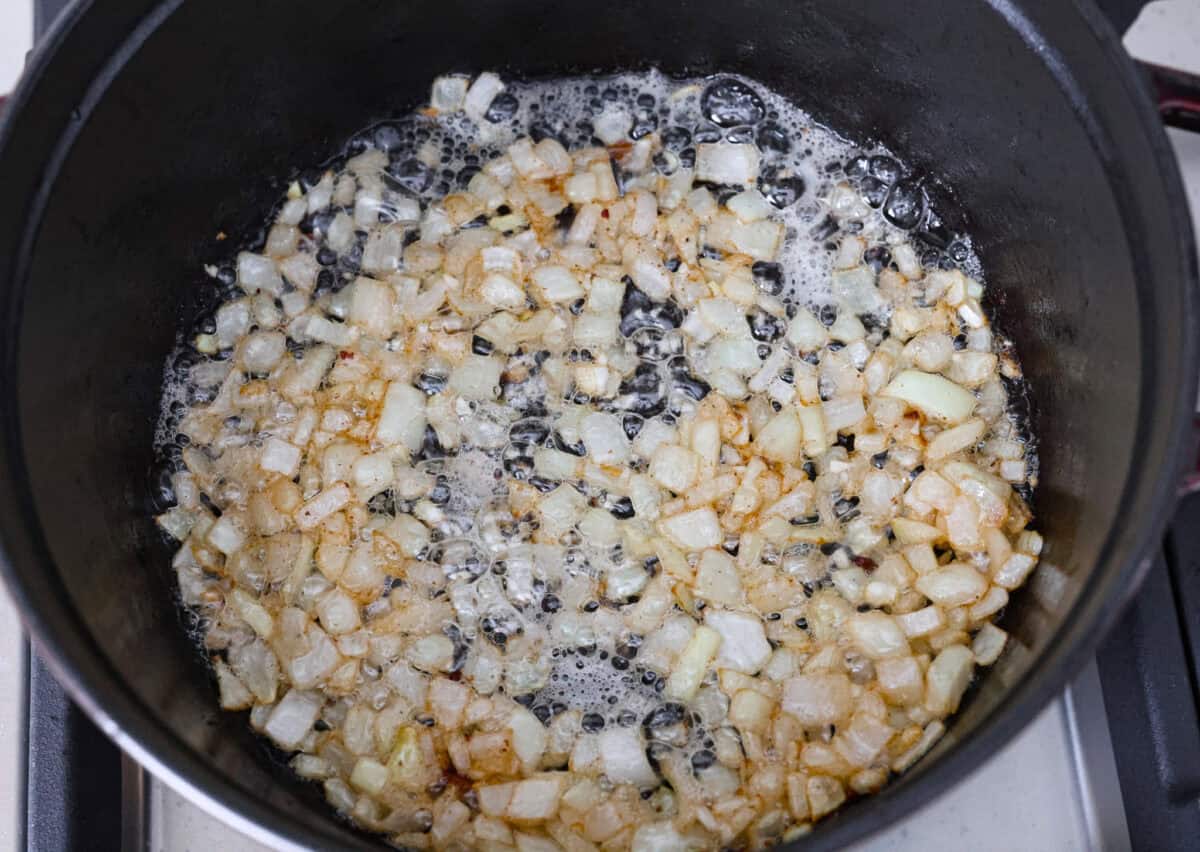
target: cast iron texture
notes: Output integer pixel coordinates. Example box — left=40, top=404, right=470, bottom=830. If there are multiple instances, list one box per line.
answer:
left=0, top=1, right=1194, bottom=849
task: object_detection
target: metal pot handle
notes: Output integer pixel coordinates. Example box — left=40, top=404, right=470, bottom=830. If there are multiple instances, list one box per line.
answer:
left=1181, top=417, right=1200, bottom=496
left=1139, top=61, right=1200, bottom=133
left=1092, top=0, right=1200, bottom=131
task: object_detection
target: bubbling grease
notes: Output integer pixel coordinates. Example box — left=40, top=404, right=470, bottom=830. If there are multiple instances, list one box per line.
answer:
left=345, top=70, right=978, bottom=312
left=152, top=68, right=1036, bottom=849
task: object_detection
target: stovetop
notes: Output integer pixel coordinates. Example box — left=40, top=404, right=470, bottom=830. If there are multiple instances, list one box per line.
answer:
left=1096, top=493, right=1200, bottom=849
left=3, top=2, right=1199, bottom=851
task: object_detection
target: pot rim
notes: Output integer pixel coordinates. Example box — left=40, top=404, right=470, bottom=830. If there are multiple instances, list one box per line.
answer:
left=0, top=1, right=1194, bottom=849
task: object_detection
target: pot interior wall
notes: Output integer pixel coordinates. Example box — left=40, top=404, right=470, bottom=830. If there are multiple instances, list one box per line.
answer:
left=8, top=0, right=1172, bottom=846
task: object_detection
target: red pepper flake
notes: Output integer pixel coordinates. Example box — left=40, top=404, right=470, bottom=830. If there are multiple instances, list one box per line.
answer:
left=600, top=208, right=610, bottom=219
left=338, top=350, right=354, bottom=360
left=852, top=555, right=878, bottom=572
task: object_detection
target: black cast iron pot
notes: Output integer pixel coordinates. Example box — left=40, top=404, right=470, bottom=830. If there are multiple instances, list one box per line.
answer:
left=0, top=0, right=1197, bottom=849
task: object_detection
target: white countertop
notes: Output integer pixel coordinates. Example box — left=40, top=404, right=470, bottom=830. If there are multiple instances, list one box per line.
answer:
left=0, top=1, right=31, bottom=94
left=0, top=11, right=34, bottom=852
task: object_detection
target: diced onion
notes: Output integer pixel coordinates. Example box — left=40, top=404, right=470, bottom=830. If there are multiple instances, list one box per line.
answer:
left=430, top=75, right=469, bottom=112
left=659, top=507, right=723, bottom=551
left=264, top=689, right=322, bottom=750
left=706, top=610, right=771, bottom=673
left=696, top=143, right=760, bottom=185
left=916, top=563, right=989, bottom=606
left=782, top=673, right=853, bottom=727
left=882, top=369, right=977, bottom=424
left=663, top=625, right=721, bottom=701
left=463, top=72, right=505, bottom=121
left=925, top=645, right=975, bottom=714
left=506, top=775, right=564, bottom=824
left=237, top=252, right=283, bottom=296
left=844, top=611, right=909, bottom=659
left=694, top=549, right=743, bottom=607
left=598, top=727, right=658, bottom=787
left=581, top=412, right=629, bottom=466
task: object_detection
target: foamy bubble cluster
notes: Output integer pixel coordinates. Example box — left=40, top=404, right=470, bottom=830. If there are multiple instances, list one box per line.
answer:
left=328, top=70, right=981, bottom=313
